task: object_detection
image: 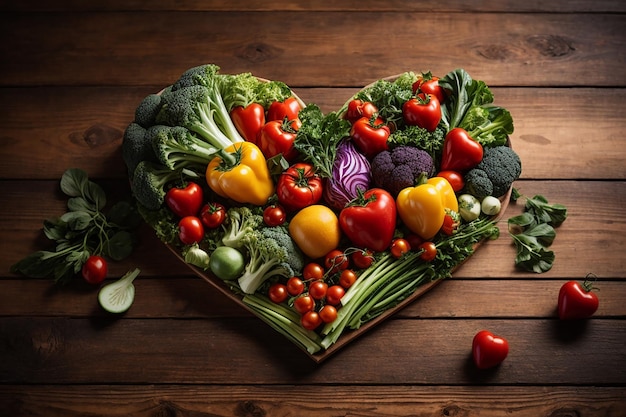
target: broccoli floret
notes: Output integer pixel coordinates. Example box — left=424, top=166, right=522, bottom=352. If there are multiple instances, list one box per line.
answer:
left=121, top=122, right=158, bottom=178
left=464, top=168, right=493, bottom=200
left=147, top=124, right=218, bottom=172
left=220, top=206, right=264, bottom=249
left=131, top=160, right=199, bottom=210
left=237, top=226, right=304, bottom=294
left=134, top=94, right=163, bottom=128
left=464, top=145, right=522, bottom=198
left=388, top=125, right=446, bottom=161
left=370, top=145, right=435, bottom=196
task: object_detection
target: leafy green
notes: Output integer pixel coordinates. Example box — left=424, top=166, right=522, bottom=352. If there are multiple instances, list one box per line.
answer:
left=11, top=169, right=141, bottom=284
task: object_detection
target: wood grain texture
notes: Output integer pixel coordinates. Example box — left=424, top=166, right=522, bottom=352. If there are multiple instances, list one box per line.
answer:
left=1, top=385, right=625, bottom=417
left=0, top=12, right=624, bottom=87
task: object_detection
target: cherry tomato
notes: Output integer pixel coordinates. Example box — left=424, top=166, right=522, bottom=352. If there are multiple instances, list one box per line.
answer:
left=390, top=238, right=411, bottom=259
left=286, top=277, right=305, bottom=296
left=200, top=202, right=227, bottom=229
left=178, top=216, right=205, bottom=245
left=324, top=249, right=349, bottom=274
left=81, top=255, right=108, bottom=285
left=319, top=305, right=338, bottom=324
left=326, top=285, right=345, bottom=306
left=293, top=295, right=315, bottom=315
left=351, top=249, right=374, bottom=269
left=303, top=262, right=325, bottom=281
left=268, top=283, right=289, bottom=304
left=437, top=170, right=465, bottom=193
left=263, top=204, right=286, bottom=227
left=339, top=269, right=358, bottom=289
left=345, top=99, right=379, bottom=124
left=309, top=280, right=328, bottom=300
left=301, top=310, right=322, bottom=330
left=472, top=330, right=509, bottom=370
left=402, top=93, right=441, bottom=132
left=418, top=241, right=437, bottom=262
left=558, top=276, right=600, bottom=319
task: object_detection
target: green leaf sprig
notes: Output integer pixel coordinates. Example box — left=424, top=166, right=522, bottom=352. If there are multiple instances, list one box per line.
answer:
left=11, top=168, right=142, bottom=284
left=508, top=192, right=568, bottom=273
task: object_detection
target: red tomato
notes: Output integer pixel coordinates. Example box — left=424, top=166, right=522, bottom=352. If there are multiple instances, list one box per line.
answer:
left=263, top=204, right=286, bottom=227
left=418, top=241, right=437, bottom=262
left=309, top=281, right=328, bottom=300
left=324, top=249, right=349, bottom=274
left=412, top=72, right=446, bottom=104
left=326, top=285, right=345, bottom=306
left=339, top=269, right=358, bottom=289
left=558, top=277, right=599, bottom=319
left=286, top=277, right=305, bottom=296
left=319, top=305, right=338, bottom=323
left=165, top=182, right=203, bottom=218
left=472, top=330, right=509, bottom=370
left=178, top=216, right=205, bottom=245
left=276, top=162, right=323, bottom=212
left=266, top=97, right=302, bottom=122
left=293, top=295, right=315, bottom=314
left=351, top=249, right=374, bottom=269
left=200, top=202, right=226, bottom=229
left=390, top=238, right=411, bottom=259
left=345, top=99, right=379, bottom=124
left=350, top=116, right=390, bottom=158
left=402, top=93, right=441, bottom=132
left=303, top=263, right=324, bottom=281
left=437, top=170, right=465, bottom=193
left=440, top=128, right=483, bottom=172
left=230, top=103, right=266, bottom=143
left=257, top=118, right=299, bottom=162
left=339, top=188, right=397, bottom=252
left=268, top=283, right=289, bottom=304
left=81, top=255, right=108, bottom=285
left=301, top=310, right=322, bottom=330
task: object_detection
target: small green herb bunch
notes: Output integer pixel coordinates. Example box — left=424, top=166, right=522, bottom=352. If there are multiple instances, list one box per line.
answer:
left=11, top=168, right=142, bottom=284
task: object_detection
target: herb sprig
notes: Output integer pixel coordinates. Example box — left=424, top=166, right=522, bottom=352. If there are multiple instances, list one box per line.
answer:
left=11, top=168, right=142, bottom=284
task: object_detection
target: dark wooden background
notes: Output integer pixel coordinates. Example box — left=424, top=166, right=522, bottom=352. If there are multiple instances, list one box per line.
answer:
left=1, top=1, right=625, bottom=416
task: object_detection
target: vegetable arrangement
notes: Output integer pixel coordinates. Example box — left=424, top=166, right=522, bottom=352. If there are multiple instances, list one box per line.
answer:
left=116, top=64, right=528, bottom=356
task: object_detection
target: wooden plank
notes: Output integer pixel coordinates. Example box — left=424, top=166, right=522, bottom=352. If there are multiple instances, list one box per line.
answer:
left=0, top=12, right=624, bottom=87
left=3, top=179, right=624, bottom=280
left=1, top=86, right=625, bottom=180
left=2, top=0, right=626, bottom=13
left=1, top=277, right=624, bottom=319
left=0, top=385, right=624, bottom=417
left=1, top=317, right=624, bottom=384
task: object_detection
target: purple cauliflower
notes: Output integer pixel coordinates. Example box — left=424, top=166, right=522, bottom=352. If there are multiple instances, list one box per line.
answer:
left=370, top=146, right=435, bottom=197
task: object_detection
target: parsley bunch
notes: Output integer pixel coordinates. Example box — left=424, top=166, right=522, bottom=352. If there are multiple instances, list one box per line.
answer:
left=11, top=169, right=142, bottom=284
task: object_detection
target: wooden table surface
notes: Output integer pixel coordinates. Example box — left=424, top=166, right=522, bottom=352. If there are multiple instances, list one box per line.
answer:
left=1, top=1, right=625, bottom=416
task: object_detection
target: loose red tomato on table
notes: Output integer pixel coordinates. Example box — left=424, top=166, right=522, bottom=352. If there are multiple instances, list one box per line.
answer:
left=263, top=204, right=286, bottom=226
left=178, top=216, right=205, bottom=245
left=230, top=103, right=266, bottom=143
left=82, top=255, right=108, bottom=285
left=276, top=162, right=323, bottom=212
left=345, top=99, right=379, bottom=124
left=165, top=182, right=204, bottom=218
left=257, top=118, right=300, bottom=162
left=557, top=276, right=600, bottom=319
left=472, top=330, right=509, bottom=370
left=266, top=97, right=302, bottom=123
left=200, top=202, right=226, bottom=229
left=402, top=93, right=441, bottom=132
left=412, top=71, right=446, bottom=104
left=440, top=128, right=483, bottom=172
left=339, top=188, right=397, bottom=252
left=350, top=116, right=390, bottom=158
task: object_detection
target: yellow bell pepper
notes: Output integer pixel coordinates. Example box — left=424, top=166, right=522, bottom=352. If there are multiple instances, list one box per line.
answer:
left=206, top=142, right=274, bottom=206
left=396, top=174, right=458, bottom=240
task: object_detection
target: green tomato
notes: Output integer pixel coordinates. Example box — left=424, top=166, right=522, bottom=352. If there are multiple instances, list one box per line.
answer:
left=209, top=246, right=245, bottom=281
